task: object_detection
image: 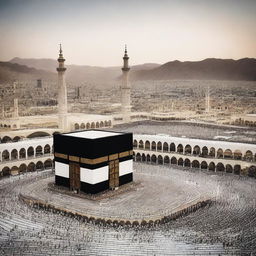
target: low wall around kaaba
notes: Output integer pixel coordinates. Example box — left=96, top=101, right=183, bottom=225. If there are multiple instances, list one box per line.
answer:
left=19, top=192, right=212, bottom=226
left=18, top=163, right=215, bottom=225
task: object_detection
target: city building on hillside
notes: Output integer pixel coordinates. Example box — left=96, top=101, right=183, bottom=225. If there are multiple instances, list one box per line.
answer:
left=54, top=130, right=133, bottom=194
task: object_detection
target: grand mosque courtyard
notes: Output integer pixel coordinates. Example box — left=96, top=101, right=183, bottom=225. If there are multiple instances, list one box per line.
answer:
left=0, top=121, right=256, bottom=255
left=1, top=161, right=256, bottom=255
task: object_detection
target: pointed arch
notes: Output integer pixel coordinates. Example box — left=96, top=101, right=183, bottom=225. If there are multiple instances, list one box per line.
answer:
left=2, top=136, right=12, bottom=143
left=158, top=155, right=163, bottom=164
left=234, top=150, right=242, bottom=160
left=27, top=147, right=34, bottom=158
left=36, top=161, right=44, bottom=171
left=151, top=154, right=157, bottom=164
left=11, top=149, right=18, bottom=160
left=44, top=144, right=51, bottom=154
left=224, top=149, right=233, bottom=159
left=145, top=141, right=150, bottom=150
left=178, top=158, right=184, bottom=166
left=163, top=142, right=168, bottom=152
left=185, top=145, right=192, bottom=154
left=44, top=159, right=53, bottom=169
left=11, top=166, right=19, bottom=175
left=192, top=160, right=200, bottom=168
left=184, top=158, right=191, bottom=167
left=226, top=164, right=233, bottom=173
left=19, top=163, right=27, bottom=174
left=136, top=153, right=141, bottom=162
left=2, top=150, right=10, bottom=161
left=171, top=156, right=177, bottom=165
left=245, top=150, right=253, bottom=161
left=157, top=142, right=162, bottom=151
left=201, top=161, right=208, bottom=170
left=164, top=156, right=170, bottom=165
left=209, top=162, right=215, bottom=171
left=170, top=143, right=176, bottom=152
left=27, top=162, right=36, bottom=172
left=217, top=148, right=223, bottom=158
left=35, top=146, right=43, bottom=156
left=209, top=147, right=215, bottom=158
left=193, top=145, right=200, bottom=155
left=151, top=141, right=156, bottom=151
left=202, top=146, right=208, bottom=157
left=216, top=163, right=225, bottom=172
left=19, top=148, right=26, bottom=159
left=2, top=166, right=10, bottom=176
left=177, top=144, right=183, bottom=153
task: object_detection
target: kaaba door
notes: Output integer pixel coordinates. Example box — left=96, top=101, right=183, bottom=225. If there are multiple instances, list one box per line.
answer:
left=69, top=162, right=80, bottom=191
left=109, top=160, right=119, bottom=189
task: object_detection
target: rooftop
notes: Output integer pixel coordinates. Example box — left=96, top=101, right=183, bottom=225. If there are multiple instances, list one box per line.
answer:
left=63, top=130, right=123, bottom=139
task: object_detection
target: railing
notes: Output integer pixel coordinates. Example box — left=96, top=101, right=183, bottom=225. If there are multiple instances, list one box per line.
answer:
left=133, top=147, right=255, bottom=162
left=1, top=154, right=54, bottom=163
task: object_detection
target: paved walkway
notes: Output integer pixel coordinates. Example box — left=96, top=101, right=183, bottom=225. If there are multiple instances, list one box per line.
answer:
left=20, top=167, right=213, bottom=221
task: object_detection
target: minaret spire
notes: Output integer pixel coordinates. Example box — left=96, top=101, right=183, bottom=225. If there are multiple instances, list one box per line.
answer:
left=122, top=44, right=130, bottom=71
left=124, top=44, right=127, bottom=56
left=121, top=44, right=131, bottom=122
left=58, top=43, right=65, bottom=61
left=56, top=44, right=68, bottom=131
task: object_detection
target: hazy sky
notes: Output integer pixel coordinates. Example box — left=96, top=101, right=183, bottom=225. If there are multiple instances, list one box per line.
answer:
left=0, top=0, right=255, bottom=66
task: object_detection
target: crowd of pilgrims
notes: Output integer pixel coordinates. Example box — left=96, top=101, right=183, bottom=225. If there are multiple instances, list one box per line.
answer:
left=111, top=121, right=256, bottom=143
left=0, top=163, right=256, bottom=255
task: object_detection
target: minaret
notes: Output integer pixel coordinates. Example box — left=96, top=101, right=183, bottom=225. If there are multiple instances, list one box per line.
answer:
left=121, top=45, right=131, bottom=122
left=57, top=44, right=68, bottom=131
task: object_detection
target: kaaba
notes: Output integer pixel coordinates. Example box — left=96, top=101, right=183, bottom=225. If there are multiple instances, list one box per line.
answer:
left=54, top=130, right=133, bottom=194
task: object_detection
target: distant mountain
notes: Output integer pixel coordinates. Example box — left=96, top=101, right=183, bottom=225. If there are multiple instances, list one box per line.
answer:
left=130, top=63, right=160, bottom=71
left=131, top=58, right=256, bottom=81
left=9, top=58, right=160, bottom=85
left=10, top=57, right=57, bottom=72
left=6, top=57, right=255, bottom=83
left=0, top=61, right=55, bottom=83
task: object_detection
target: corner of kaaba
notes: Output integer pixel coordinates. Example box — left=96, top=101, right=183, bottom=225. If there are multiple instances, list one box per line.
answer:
left=53, top=130, right=133, bottom=194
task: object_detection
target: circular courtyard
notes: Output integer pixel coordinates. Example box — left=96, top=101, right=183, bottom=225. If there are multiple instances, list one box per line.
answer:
left=20, top=163, right=213, bottom=223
